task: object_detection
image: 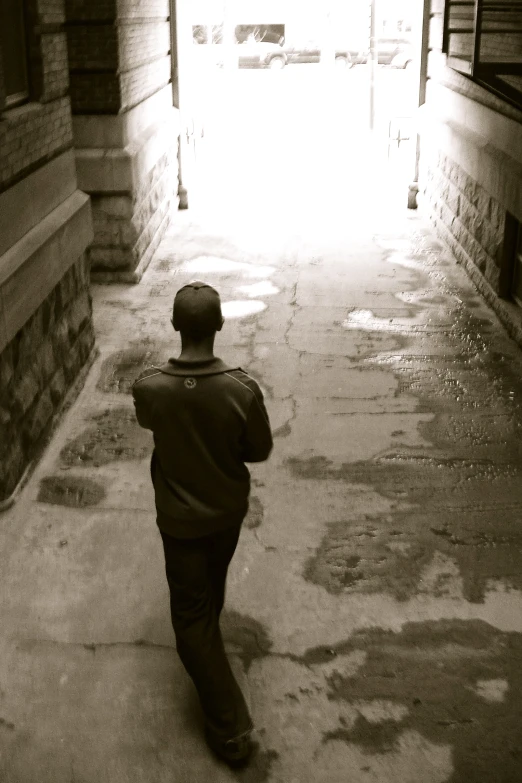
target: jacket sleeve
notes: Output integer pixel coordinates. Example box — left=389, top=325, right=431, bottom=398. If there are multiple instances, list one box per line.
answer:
left=132, top=377, right=154, bottom=431
left=243, top=385, right=273, bottom=463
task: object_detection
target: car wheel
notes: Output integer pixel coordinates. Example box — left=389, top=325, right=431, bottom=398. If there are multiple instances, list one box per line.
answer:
left=268, top=56, right=285, bottom=70
left=335, top=55, right=350, bottom=68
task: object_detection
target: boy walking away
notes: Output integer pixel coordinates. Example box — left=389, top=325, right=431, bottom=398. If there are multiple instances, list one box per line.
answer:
left=132, top=281, right=273, bottom=765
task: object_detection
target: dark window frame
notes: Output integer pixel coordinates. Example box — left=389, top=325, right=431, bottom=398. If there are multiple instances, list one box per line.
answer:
left=0, top=0, right=30, bottom=109
left=442, top=0, right=522, bottom=110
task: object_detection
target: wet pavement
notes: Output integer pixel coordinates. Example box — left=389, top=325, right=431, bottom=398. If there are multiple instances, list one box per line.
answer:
left=2, top=71, right=522, bottom=782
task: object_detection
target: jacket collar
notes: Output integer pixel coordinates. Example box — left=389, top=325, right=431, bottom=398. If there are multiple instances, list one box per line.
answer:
left=156, top=357, right=239, bottom=377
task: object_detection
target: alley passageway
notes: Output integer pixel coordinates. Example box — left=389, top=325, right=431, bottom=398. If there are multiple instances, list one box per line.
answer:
left=2, top=67, right=522, bottom=783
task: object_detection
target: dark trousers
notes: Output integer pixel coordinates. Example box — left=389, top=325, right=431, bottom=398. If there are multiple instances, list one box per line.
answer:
left=159, top=524, right=253, bottom=739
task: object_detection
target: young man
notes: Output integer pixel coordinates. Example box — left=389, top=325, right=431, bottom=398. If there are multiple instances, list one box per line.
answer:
left=132, top=281, right=273, bottom=765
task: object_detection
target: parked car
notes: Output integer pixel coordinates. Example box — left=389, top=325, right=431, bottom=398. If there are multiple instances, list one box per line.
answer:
left=371, top=38, right=415, bottom=68
left=191, top=41, right=287, bottom=70
left=283, top=41, right=367, bottom=67
left=237, top=41, right=287, bottom=69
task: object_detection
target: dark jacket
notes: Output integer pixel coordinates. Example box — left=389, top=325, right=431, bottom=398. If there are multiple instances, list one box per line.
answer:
left=132, top=357, right=273, bottom=537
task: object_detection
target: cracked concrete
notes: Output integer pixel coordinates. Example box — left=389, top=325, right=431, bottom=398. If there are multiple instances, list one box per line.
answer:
left=2, top=71, right=522, bottom=781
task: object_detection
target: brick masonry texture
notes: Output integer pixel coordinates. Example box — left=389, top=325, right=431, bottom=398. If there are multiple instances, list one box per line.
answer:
left=420, top=150, right=505, bottom=293
left=66, top=24, right=119, bottom=71
left=66, top=0, right=177, bottom=278
left=89, top=150, right=178, bottom=276
left=118, top=22, right=171, bottom=70
left=41, top=32, right=70, bottom=101
left=120, top=56, right=171, bottom=112
left=0, top=99, right=73, bottom=192
left=39, top=0, right=66, bottom=25
left=0, top=0, right=74, bottom=192
left=0, top=254, right=95, bottom=503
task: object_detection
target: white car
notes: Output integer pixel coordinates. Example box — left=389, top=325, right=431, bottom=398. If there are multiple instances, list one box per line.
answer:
left=192, top=42, right=287, bottom=70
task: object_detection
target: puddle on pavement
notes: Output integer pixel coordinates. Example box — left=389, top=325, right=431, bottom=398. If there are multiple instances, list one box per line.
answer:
left=221, top=609, right=273, bottom=672
left=244, top=496, right=264, bottom=529
left=222, top=300, right=267, bottom=318
left=37, top=475, right=106, bottom=507
left=291, top=445, right=522, bottom=604
left=237, top=281, right=279, bottom=298
left=305, top=619, right=522, bottom=783
left=183, top=255, right=276, bottom=279
left=342, top=309, right=421, bottom=334
left=60, top=408, right=151, bottom=467
left=288, top=234, right=522, bottom=605
left=97, top=344, right=166, bottom=394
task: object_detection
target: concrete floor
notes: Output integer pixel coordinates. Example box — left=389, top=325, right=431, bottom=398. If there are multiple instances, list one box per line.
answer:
left=2, top=71, right=522, bottom=782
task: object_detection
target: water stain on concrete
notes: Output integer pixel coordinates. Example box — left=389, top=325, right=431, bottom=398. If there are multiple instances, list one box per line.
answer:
left=244, top=496, right=264, bottom=529
left=60, top=408, right=151, bottom=467
left=97, top=343, right=166, bottom=394
left=37, top=475, right=106, bottom=507
left=232, top=747, right=279, bottom=783
left=292, top=452, right=522, bottom=603
left=221, top=610, right=272, bottom=672
left=272, top=421, right=292, bottom=439
left=289, top=282, right=522, bottom=603
left=307, top=620, right=522, bottom=783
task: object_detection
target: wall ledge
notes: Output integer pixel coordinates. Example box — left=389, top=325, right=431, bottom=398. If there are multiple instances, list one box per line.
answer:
left=0, top=191, right=93, bottom=352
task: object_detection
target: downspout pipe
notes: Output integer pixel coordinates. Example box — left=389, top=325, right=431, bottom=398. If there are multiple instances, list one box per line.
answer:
left=408, top=0, right=432, bottom=209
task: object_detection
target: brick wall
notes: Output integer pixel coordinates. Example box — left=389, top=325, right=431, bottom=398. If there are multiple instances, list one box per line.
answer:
left=88, top=150, right=177, bottom=279
left=68, top=0, right=179, bottom=281
left=418, top=0, right=522, bottom=302
left=0, top=1, right=74, bottom=192
left=0, top=255, right=95, bottom=504
left=420, top=149, right=506, bottom=293
left=0, top=0, right=95, bottom=504
left=428, top=0, right=522, bottom=122
left=0, top=99, right=73, bottom=191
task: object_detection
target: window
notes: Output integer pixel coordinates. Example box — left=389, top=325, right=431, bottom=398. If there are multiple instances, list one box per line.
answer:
left=0, top=0, right=30, bottom=108
left=511, top=220, right=522, bottom=307
left=442, top=0, right=522, bottom=110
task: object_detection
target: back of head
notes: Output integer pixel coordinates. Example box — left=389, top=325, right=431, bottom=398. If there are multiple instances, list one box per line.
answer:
left=173, top=281, right=223, bottom=339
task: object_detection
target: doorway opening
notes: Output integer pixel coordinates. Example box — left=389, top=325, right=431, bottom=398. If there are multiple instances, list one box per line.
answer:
left=175, top=1, right=426, bottom=225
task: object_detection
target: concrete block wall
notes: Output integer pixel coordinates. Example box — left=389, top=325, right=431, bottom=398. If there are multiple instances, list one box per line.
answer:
left=418, top=0, right=522, bottom=303
left=0, top=0, right=94, bottom=505
left=67, top=0, right=180, bottom=282
left=420, top=146, right=507, bottom=293
left=0, top=255, right=94, bottom=504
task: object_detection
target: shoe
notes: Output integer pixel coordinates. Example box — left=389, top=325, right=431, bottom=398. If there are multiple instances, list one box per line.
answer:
left=205, top=725, right=254, bottom=766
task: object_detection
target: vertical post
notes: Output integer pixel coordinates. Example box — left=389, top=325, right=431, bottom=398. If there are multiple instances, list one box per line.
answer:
left=472, top=0, right=483, bottom=75
left=171, top=0, right=192, bottom=209
left=442, top=0, right=451, bottom=54
left=409, top=0, right=432, bottom=209
left=369, top=0, right=377, bottom=131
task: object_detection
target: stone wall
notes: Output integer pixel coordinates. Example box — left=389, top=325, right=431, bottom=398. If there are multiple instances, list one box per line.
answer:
left=66, top=0, right=180, bottom=282
left=420, top=149, right=506, bottom=293
left=0, top=254, right=94, bottom=505
left=419, top=0, right=522, bottom=305
left=0, top=0, right=95, bottom=506
left=0, top=0, right=73, bottom=190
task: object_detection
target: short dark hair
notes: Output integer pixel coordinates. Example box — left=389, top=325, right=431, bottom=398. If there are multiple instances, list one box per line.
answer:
left=172, top=281, right=222, bottom=338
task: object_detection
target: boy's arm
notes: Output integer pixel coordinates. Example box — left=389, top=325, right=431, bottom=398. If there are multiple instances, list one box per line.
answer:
left=132, top=375, right=154, bottom=431
left=243, top=386, right=273, bottom=463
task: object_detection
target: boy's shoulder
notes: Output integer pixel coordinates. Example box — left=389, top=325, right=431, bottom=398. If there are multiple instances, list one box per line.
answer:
left=132, top=365, right=166, bottom=390
left=223, top=368, right=265, bottom=398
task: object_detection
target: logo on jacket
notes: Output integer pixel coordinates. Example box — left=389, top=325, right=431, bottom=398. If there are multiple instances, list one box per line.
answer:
left=184, top=377, right=197, bottom=389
